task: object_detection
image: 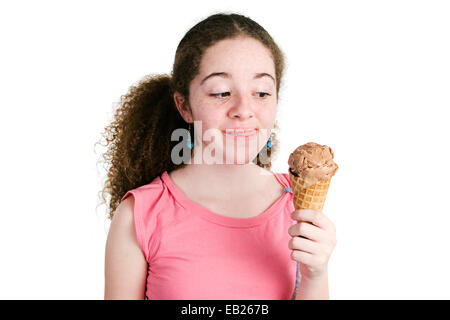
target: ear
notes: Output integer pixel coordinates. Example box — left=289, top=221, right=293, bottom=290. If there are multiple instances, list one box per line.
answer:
left=173, top=92, right=193, bottom=123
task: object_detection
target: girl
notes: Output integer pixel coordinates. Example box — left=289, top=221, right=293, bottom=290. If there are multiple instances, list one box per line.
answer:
left=101, top=12, right=336, bottom=300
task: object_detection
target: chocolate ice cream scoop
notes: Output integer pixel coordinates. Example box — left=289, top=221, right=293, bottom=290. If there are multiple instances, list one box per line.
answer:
left=288, top=142, right=338, bottom=188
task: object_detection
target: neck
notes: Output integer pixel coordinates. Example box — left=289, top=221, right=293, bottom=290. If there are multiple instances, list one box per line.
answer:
left=180, top=162, right=270, bottom=195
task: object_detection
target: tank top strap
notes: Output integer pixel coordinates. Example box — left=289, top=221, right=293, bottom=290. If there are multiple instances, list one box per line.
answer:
left=273, top=172, right=293, bottom=194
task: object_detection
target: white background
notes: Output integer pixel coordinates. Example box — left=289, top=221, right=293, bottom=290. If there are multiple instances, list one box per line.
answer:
left=1, top=0, right=449, bottom=299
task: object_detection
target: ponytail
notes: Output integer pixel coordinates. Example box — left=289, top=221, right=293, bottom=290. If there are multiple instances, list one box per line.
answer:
left=97, top=73, right=188, bottom=219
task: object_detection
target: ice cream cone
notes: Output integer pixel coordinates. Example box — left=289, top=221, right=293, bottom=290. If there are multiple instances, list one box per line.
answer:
left=289, top=170, right=332, bottom=211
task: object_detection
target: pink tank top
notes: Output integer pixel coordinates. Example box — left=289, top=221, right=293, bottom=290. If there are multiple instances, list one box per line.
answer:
left=121, top=171, right=297, bottom=300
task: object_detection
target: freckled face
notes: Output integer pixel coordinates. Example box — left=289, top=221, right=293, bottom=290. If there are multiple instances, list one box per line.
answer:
left=187, top=36, right=278, bottom=164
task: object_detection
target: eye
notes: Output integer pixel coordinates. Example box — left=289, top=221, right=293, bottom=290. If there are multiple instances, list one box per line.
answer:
left=210, top=92, right=231, bottom=98
left=256, top=92, right=271, bottom=98
left=210, top=92, right=271, bottom=99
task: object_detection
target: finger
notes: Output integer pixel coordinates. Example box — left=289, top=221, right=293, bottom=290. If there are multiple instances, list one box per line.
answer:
left=291, top=250, right=314, bottom=265
left=288, top=221, right=326, bottom=242
left=291, top=209, right=334, bottom=231
left=288, top=236, right=319, bottom=254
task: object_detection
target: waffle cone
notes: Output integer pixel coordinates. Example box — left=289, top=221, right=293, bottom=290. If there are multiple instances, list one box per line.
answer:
left=289, top=171, right=332, bottom=211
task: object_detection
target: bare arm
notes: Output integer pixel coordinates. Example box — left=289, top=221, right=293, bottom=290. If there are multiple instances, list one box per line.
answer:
left=104, top=196, right=148, bottom=299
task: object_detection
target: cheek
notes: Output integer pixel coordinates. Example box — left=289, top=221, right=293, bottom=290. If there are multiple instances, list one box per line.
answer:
left=258, top=108, right=277, bottom=129
left=256, top=110, right=277, bottom=144
left=200, top=114, right=223, bottom=131
left=191, top=109, right=225, bottom=136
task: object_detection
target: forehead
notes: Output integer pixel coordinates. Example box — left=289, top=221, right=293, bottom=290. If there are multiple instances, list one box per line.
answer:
left=198, top=36, right=276, bottom=79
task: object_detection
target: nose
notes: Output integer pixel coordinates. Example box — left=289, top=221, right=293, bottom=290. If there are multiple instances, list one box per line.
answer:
left=228, top=91, right=255, bottom=120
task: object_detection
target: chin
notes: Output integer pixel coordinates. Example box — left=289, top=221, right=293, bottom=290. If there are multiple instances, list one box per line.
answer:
left=221, top=149, right=261, bottom=165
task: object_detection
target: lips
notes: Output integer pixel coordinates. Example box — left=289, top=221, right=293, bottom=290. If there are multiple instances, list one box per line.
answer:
left=222, top=128, right=258, bottom=137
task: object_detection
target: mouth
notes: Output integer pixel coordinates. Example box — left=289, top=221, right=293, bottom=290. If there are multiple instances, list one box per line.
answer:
left=222, top=128, right=258, bottom=137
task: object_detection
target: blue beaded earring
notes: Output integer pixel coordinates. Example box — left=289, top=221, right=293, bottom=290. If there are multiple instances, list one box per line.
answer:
left=266, top=135, right=272, bottom=149
left=187, top=123, right=194, bottom=149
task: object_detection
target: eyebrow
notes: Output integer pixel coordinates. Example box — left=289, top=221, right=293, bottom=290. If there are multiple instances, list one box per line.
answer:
left=200, top=72, right=275, bottom=86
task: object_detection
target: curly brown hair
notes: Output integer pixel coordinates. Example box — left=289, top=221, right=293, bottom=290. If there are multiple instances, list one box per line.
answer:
left=96, top=12, right=286, bottom=220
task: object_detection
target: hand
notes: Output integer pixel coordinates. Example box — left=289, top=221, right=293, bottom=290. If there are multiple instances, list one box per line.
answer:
left=288, top=209, right=337, bottom=280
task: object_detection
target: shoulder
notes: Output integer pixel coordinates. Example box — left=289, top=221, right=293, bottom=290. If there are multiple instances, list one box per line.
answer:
left=120, top=173, right=178, bottom=224
left=113, top=194, right=134, bottom=226
left=258, top=167, right=291, bottom=188
left=254, top=168, right=291, bottom=200
left=121, top=174, right=165, bottom=203
left=117, top=173, right=173, bottom=262
left=106, top=196, right=141, bottom=263
left=274, top=172, right=291, bottom=188
left=120, top=174, right=175, bottom=216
